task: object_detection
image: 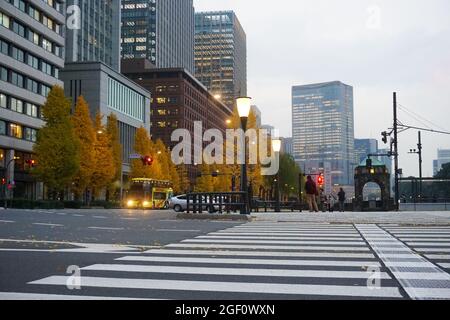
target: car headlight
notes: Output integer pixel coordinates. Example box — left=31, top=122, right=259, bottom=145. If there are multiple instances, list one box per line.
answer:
left=127, top=200, right=135, bottom=207
left=143, top=201, right=150, bottom=207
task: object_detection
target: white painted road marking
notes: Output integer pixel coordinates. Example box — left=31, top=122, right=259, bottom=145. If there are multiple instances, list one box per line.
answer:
left=0, top=220, right=15, bottom=223
left=182, top=239, right=366, bottom=245
left=157, top=229, right=201, bottom=233
left=32, top=223, right=63, bottom=227
left=29, top=276, right=403, bottom=298
left=166, top=243, right=371, bottom=251
left=143, top=249, right=376, bottom=259
left=88, top=227, right=124, bottom=231
left=0, top=292, right=148, bottom=300
left=93, top=216, right=107, bottom=219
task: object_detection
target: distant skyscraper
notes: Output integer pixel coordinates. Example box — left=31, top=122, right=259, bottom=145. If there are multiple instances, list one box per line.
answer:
left=195, top=11, right=247, bottom=110
left=433, top=149, right=450, bottom=175
left=355, top=139, right=378, bottom=164
left=281, top=138, right=294, bottom=156
left=65, top=0, right=121, bottom=71
left=121, top=0, right=194, bottom=73
left=292, top=81, right=355, bottom=185
left=251, top=105, right=262, bottom=128
left=377, top=148, right=393, bottom=195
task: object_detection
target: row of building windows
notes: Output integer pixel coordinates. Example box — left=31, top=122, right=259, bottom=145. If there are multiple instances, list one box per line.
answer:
left=0, top=10, right=62, bottom=57
left=0, top=92, right=40, bottom=119
left=107, top=77, right=145, bottom=122
left=7, top=0, right=62, bottom=35
left=0, top=37, right=59, bottom=79
left=0, top=119, right=38, bottom=142
left=0, top=64, right=52, bottom=97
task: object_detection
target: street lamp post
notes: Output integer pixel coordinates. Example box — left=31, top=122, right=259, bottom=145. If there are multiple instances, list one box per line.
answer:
left=236, top=97, right=252, bottom=215
left=272, top=138, right=282, bottom=212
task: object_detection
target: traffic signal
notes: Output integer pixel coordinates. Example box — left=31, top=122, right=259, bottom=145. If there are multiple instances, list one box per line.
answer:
left=141, top=155, right=153, bottom=166
left=317, top=174, right=324, bottom=187
left=381, top=131, right=388, bottom=144
left=1, top=178, right=6, bottom=185
left=26, top=159, right=36, bottom=167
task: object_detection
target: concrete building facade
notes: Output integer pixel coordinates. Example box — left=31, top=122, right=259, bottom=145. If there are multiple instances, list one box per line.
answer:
left=1, top=0, right=65, bottom=200
left=60, top=62, right=151, bottom=178
left=122, top=58, right=233, bottom=188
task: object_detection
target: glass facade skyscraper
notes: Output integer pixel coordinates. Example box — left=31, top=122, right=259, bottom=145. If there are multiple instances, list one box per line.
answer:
left=65, top=0, right=121, bottom=71
left=121, top=0, right=194, bottom=73
left=292, top=81, right=355, bottom=186
left=355, top=139, right=378, bottom=164
left=195, top=11, right=247, bottom=110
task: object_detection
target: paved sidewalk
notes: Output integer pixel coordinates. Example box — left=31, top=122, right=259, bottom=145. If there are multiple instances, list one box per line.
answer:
left=251, top=211, right=450, bottom=225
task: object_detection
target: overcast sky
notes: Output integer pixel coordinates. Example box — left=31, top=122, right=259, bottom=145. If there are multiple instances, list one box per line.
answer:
left=194, top=0, right=450, bottom=177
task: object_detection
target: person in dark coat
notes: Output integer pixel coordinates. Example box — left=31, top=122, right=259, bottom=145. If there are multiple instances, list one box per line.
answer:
left=305, top=176, right=319, bottom=212
left=338, top=188, right=346, bottom=212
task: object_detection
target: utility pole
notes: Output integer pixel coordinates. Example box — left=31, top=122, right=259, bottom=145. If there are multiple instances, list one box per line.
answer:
left=393, top=92, right=400, bottom=211
left=417, top=131, right=423, bottom=198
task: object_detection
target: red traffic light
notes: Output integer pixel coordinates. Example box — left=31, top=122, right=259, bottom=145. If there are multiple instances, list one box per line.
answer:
left=141, top=155, right=153, bottom=166
left=1, top=178, right=6, bottom=185
left=26, top=159, right=36, bottom=167
left=317, top=174, right=324, bottom=186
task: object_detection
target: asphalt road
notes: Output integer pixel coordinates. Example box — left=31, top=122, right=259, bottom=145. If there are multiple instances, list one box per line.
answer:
left=1, top=209, right=450, bottom=300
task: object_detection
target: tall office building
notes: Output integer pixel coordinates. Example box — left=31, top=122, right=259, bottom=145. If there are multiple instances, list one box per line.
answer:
left=195, top=11, right=247, bottom=110
left=433, top=149, right=450, bottom=175
left=355, top=138, right=378, bottom=164
left=1, top=0, right=65, bottom=199
left=292, top=81, right=355, bottom=186
left=281, top=137, right=294, bottom=156
left=251, top=105, right=261, bottom=128
left=121, top=0, right=194, bottom=73
left=65, top=0, right=121, bottom=71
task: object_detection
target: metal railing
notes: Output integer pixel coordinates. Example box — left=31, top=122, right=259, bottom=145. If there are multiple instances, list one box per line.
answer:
left=186, top=192, right=248, bottom=214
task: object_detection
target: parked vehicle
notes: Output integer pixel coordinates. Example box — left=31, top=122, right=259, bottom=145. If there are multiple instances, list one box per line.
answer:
left=168, top=195, right=219, bottom=213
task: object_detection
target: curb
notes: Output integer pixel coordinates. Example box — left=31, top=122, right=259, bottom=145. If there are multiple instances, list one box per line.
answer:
left=176, top=213, right=250, bottom=221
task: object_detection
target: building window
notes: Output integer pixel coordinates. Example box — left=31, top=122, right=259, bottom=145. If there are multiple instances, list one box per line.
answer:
left=10, top=123, right=22, bottom=138
left=26, top=103, right=38, bottom=118
left=0, top=93, right=6, bottom=108
left=0, top=148, right=5, bottom=167
left=10, top=97, right=23, bottom=113
left=0, top=38, right=8, bottom=55
left=0, top=12, right=10, bottom=28
left=0, top=120, right=6, bottom=136
left=11, top=72, right=24, bottom=88
left=0, top=66, right=7, bottom=81
left=24, top=128, right=37, bottom=142
left=12, top=46, right=24, bottom=62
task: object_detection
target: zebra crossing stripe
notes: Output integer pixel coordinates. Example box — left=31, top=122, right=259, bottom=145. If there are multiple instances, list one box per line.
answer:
left=414, top=248, right=450, bottom=253
left=116, top=255, right=382, bottom=267
left=425, top=254, right=450, bottom=260
left=182, top=239, right=367, bottom=245
left=356, top=224, right=450, bottom=300
left=0, top=292, right=145, bottom=300
left=438, top=263, right=450, bottom=269
left=143, top=249, right=376, bottom=259
left=196, top=236, right=363, bottom=241
left=210, top=232, right=361, bottom=237
left=82, top=264, right=391, bottom=279
left=165, top=243, right=371, bottom=251
left=29, top=276, right=403, bottom=298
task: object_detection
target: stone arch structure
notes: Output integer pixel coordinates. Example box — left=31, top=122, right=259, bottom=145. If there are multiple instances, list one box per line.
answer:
left=354, top=158, right=394, bottom=211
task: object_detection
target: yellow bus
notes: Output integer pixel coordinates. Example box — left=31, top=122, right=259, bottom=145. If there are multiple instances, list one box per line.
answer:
left=125, top=178, right=173, bottom=209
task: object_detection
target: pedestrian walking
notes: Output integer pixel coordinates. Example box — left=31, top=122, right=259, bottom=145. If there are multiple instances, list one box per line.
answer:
left=338, top=188, right=346, bottom=212
left=305, top=176, right=319, bottom=212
